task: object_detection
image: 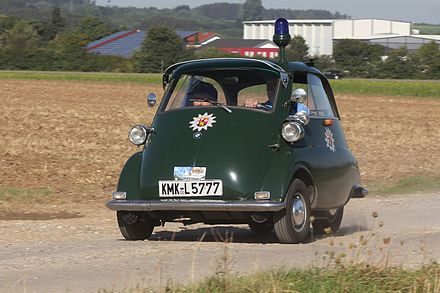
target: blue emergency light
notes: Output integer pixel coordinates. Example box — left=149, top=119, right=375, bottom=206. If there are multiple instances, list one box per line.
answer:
left=273, top=18, right=291, bottom=63
left=274, top=18, right=289, bottom=35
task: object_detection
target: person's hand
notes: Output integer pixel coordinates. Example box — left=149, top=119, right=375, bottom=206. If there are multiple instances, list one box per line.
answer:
left=193, top=100, right=211, bottom=106
left=244, top=98, right=259, bottom=108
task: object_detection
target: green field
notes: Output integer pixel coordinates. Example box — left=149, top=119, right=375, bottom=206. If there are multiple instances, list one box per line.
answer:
left=0, top=70, right=162, bottom=84
left=1, top=70, right=439, bottom=98
left=330, top=79, right=440, bottom=98
left=413, top=23, right=440, bottom=35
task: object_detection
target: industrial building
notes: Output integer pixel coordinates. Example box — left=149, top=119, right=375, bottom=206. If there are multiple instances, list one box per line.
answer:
left=243, top=19, right=440, bottom=56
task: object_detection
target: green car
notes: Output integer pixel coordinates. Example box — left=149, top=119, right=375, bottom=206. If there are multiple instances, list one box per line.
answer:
left=107, top=18, right=367, bottom=244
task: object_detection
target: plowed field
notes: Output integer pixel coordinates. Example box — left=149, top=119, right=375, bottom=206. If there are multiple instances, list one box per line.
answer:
left=1, top=79, right=439, bottom=214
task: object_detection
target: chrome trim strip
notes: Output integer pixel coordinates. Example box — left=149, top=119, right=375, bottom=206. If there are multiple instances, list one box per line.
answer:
left=106, top=199, right=285, bottom=212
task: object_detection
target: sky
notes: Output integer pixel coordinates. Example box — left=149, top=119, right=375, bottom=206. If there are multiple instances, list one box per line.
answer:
left=94, top=0, right=440, bottom=24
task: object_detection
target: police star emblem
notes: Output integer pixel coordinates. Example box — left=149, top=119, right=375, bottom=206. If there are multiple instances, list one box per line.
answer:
left=324, top=127, right=336, bottom=152
left=189, top=112, right=216, bottom=132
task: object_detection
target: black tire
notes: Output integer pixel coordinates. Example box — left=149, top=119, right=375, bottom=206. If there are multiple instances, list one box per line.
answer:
left=249, top=218, right=274, bottom=234
left=312, top=207, right=344, bottom=235
left=117, top=211, right=154, bottom=241
left=274, top=179, right=311, bottom=244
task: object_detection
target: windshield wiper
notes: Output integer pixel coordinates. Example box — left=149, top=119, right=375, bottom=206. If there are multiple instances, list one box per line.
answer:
left=190, top=98, right=232, bottom=114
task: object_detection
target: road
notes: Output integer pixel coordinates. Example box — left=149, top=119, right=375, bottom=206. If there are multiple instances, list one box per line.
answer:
left=1, top=193, right=439, bottom=293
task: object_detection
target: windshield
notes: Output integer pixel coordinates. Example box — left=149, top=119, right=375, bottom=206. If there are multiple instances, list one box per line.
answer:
left=162, top=69, right=281, bottom=113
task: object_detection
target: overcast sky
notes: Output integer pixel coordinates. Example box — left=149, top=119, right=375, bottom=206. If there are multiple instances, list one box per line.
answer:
left=95, top=0, right=439, bottom=24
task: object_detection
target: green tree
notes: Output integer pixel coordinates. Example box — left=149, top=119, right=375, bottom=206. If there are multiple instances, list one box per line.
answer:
left=378, top=47, right=417, bottom=79
left=333, top=39, right=384, bottom=77
left=241, top=0, right=264, bottom=21
left=0, top=20, right=55, bottom=70
left=285, top=35, right=309, bottom=61
left=134, top=27, right=188, bottom=73
left=415, top=41, right=440, bottom=79
left=77, top=16, right=113, bottom=43
left=313, top=55, right=335, bottom=72
left=195, top=47, right=240, bottom=59
left=38, top=6, right=66, bottom=42
left=51, top=29, right=92, bottom=71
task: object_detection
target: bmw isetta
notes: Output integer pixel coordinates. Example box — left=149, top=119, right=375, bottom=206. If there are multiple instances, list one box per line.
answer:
left=107, top=18, right=367, bottom=244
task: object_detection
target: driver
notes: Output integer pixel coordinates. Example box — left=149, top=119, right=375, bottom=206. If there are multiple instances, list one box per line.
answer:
left=187, top=79, right=218, bottom=107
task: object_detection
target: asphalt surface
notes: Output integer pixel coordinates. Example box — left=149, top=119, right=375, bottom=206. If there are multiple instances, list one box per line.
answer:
left=1, top=193, right=439, bottom=293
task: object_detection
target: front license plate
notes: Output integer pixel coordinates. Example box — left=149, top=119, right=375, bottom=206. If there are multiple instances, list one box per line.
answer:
left=159, top=180, right=223, bottom=197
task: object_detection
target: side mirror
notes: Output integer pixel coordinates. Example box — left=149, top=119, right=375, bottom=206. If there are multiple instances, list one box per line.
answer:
left=291, top=88, right=307, bottom=104
left=147, top=93, right=157, bottom=107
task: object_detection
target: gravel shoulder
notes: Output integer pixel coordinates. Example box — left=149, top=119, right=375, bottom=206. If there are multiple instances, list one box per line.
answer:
left=1, top=193, right=439, bottom=293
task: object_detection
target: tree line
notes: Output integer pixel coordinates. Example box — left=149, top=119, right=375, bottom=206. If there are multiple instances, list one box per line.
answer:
left=0, top=3, right=439, bottom=78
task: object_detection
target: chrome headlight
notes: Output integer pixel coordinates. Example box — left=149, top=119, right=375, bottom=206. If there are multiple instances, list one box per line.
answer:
left=129, top=125, right=148, bottom=146
left=294, top=110, right=310, bottom=125
left=282, top=122, right=304, bottom=143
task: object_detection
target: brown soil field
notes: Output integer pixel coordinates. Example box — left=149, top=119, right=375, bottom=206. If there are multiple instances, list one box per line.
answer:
left=1, top=79, right=439, bottom=215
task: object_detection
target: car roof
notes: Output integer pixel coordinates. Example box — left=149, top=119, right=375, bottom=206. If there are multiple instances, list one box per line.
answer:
left=287, top=62, right=322, bottom=75
left=164, top=58, right=286, bottom=77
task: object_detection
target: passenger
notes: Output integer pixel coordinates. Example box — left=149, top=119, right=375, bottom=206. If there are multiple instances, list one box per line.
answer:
left=244, top=79, right=277, bottom=110
left=245, top=79, right=309, bottom=115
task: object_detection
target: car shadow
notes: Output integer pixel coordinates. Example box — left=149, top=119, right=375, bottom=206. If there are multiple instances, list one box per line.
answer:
left=147, top=223, right=369, bottom=244
left=150, top=226, right=280, bottom=244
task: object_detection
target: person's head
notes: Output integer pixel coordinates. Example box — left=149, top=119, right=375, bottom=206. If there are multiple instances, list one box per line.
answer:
left=188, top=79, right=218, bottom=106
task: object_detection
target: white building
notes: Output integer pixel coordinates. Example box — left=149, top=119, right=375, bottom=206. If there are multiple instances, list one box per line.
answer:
left=243, top=19, right=440, bottom=56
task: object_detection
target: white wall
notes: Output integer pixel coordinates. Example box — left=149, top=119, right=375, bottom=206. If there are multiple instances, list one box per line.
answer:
left=243, top=22, right=334, bottom=55
left=333, top=19, right=411, bottom=38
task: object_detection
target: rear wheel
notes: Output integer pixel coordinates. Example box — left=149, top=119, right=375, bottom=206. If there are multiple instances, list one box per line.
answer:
left=274, top=179, right=311, bottom=244
left=312, top=207, right=344, bottom=235
left=117, top=211, right=154, bottom=240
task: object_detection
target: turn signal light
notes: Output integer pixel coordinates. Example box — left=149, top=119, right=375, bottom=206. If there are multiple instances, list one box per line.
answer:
left=323, top=119, right=333, bottom=126
left=254, top=191, right=271, bottom=200
left=112, top=191, right=127, bottom=200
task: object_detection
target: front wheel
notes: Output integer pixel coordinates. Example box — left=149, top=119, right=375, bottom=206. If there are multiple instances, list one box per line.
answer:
left=248, top=216, right=274, bottom=234
left=117, top=211, right=154, bottom=240
left=312, top=207, right=344, bottom=235
left=274, top=179, right=311, bottom=244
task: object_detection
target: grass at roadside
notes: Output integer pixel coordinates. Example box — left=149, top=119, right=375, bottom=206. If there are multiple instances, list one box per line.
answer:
left=1, top=70, right=439, bottom=98
left=100, top=263, right=440, bottom=293
left=368, top=176, right=440, bottom=196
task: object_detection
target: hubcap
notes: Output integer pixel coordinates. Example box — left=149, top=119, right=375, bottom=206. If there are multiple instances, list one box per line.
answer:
left=122, top=212, right=138, bottom=224
left=292, top=193, right=306, bottom=230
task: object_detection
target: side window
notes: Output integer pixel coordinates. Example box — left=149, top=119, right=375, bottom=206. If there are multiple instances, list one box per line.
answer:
left=306, top=74, right=336, bottom=118
left=236, top=78, right=280, bottom=111
left=237, top=84, right=267, bottom=106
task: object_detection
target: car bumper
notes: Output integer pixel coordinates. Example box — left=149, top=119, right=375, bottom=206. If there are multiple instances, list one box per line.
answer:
left=106, top=199, right=285, bottom=212
left=350, top=185, right=369, bottom=198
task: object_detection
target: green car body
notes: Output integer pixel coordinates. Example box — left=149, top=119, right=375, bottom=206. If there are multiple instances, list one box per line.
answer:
left=107, top=57, right=366, bottom=243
